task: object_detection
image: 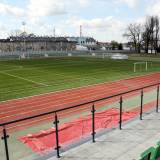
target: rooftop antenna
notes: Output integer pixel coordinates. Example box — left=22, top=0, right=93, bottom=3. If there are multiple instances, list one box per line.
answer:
left=53, top=27, right=56, bottom=37
left=80, top=25, right=82, bottom=37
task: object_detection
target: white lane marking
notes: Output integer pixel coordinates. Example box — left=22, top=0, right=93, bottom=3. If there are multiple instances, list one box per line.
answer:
left=0, top=71, right=49, bottom=87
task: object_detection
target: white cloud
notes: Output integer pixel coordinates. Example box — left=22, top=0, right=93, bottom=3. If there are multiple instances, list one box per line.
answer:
left=146, top=0, right=160, bottom=17
left=67, top=16, right=124, bottom=31
left=0, top=0, right=145, bottom=41
left=26, top=0, right=91, bottom=25
left=0, top=2, right=25, bottom=17
left=77, top=0, right=90, bottom=7
left=27, top=0, right=66, bottom=18
left=66, top=16, right=125, bottom=42
left=116, top=0, right=139, bottom=8
left=135, top=17, right=146, bottom=25
left=0, top=0, right=93, bottom=38
left=0, top=24, right=9, bottom=38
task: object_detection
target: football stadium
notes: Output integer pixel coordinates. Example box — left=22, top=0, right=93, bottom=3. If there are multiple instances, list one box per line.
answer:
left=1, top=1, right=160, bottom=160
left=0, top=52, right=160, bottom=160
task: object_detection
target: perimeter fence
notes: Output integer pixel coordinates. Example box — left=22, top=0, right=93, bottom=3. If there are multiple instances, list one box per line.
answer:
left=0, top=50, right=134, bottom=60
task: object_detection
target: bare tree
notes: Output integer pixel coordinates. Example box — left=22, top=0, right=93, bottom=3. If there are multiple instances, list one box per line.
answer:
left=9, top=29, right=22, bottom=37
left=154, top=16, right=159, bottom=54
left=143, top=16, right=154, bottom=54
left=123, top=23, right=142, bottom=53
left=142, top=16, right=160, bottom=54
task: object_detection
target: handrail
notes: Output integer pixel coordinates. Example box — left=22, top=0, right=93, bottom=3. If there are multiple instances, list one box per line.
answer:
left=0, top=82, right=159, bottom=127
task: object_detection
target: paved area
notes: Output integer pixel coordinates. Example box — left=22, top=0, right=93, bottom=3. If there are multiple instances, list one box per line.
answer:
left=48, top=111, right=160, bottom=160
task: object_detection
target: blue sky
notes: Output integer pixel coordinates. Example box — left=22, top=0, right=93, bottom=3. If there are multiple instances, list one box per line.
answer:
left=0, top=0, right=159, bottom=42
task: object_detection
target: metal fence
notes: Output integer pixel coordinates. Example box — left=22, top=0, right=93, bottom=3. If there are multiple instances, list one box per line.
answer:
left=0, top=82, right=160, bottom=160
left=0, top=50, right=135, bottom=60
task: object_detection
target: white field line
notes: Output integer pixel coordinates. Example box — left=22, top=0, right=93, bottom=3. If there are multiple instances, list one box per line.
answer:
left=0, top=73, right=159, bottom=115
left=0, top=71, right=160, bottom=104
left=0, top=81, right=130, bottom=113
left=0, top=68, right=113, bottom=93
left=0, top=72, right=148, bottom=98
left=0, top=78, right=156, bottom=113
left=6, top=60, right=156, bottom=80
left=0, top=65, right=156, bottom=93
left=0, top=67, right=24, bottom=72
left=0, top=67, right=120, bottom=89
left=0, top=71, right=49, bottom=87
left=0, top=64, right=114, bottom=86
left=0, top=60, right=146, bottom=91
left=0, top=68, right=127, bottom=94
left=0, top=71, right=159, bottom=104
left=0, top=64, right=23, bottom=68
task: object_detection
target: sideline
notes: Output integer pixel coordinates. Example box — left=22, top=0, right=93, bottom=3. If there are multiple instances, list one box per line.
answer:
left=0, top=71, right=49, bottom=87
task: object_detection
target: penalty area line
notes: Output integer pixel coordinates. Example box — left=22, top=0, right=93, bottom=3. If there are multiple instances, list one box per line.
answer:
left=0, top=71, right=49, bottom=87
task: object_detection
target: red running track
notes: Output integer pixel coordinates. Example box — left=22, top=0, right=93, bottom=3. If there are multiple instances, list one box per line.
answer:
left=0, top=72, right=160, bottom=132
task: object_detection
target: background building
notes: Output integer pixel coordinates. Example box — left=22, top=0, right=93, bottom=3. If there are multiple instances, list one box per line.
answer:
left=67, top=37, right=99, bottom=50
left=0, top=33, right=76, bottom=52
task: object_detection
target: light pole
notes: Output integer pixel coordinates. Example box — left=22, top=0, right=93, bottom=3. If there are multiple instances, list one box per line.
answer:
left=53, top=27, right=56, bottom=38
left=22, top=22, right=26, bottom=56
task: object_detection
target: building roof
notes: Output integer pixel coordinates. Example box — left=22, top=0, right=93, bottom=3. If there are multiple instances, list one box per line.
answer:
left=9, top=36, right=68, bottom=42
left=67, top=37, right=96, bottom=43
left=0, top=35, right=76, bottom=43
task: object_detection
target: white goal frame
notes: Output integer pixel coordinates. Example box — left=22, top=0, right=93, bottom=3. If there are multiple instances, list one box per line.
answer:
left=133, top=61, right=153, bottom=72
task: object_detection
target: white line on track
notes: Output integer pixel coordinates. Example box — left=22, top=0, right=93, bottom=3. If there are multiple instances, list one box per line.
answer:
left=0, top=71, right=49, bottom=87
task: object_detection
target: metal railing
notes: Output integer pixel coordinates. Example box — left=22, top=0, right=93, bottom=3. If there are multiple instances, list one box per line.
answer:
left=0, top=82, right=160, bottom=159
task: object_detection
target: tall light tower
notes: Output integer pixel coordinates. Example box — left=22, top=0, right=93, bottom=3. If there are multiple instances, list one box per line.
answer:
left=53, top=27, right=56, bottom=37
left=80, top=25, right=82, bottom=37
left=22, top=21, right=26, bottom=33
left=22, top=21, right=26, bottom=53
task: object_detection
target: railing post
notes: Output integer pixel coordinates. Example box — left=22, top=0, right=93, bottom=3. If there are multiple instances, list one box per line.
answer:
left=156, top=85, right=159, bottom=113
left=54, top=113, right=61, bottom=158
left=91, top=104, right=96, bottom=143
left=119, top=96, right=123, bottom=130
left=140, top=90, right=144, bottom=120
left=1, top=127, right=9, bottom=160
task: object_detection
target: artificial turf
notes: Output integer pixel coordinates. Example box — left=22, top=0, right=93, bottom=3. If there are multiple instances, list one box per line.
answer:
left=0, top=57, right=160, bottom=102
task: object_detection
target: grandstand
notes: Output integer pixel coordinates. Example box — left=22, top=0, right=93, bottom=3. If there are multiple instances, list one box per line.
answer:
left=0, top=35, right=76, bottom=54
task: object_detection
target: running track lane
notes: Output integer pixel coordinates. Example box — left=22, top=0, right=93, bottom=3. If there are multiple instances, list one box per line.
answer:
left=0, top=72, right=160, bottom=132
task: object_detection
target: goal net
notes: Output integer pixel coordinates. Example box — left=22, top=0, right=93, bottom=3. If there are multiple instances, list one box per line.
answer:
left=133, top=62, right=153, bottom=72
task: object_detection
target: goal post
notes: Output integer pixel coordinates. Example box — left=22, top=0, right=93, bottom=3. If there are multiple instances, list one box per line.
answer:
left=134, top=61, right=153, bottom=72
left=102, top=53, right=111, bottom=59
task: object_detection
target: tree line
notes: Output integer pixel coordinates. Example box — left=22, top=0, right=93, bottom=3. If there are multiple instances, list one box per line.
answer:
left=123, top=16, right=160, bottom=54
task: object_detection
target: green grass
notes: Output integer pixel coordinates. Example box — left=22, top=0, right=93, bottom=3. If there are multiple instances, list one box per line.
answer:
left=0, top=57, right=160, bottom=102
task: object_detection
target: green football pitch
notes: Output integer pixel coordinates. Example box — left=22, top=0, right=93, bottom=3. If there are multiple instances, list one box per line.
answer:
left=0, top=57, right=160, bottom=102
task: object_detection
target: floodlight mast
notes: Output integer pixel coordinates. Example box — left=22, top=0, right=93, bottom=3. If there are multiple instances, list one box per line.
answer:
left=22, top=22, right=26, bottom=32
left=53, top=27, right=56, bottom=37
left=22, top=22, right=26, bottom=57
